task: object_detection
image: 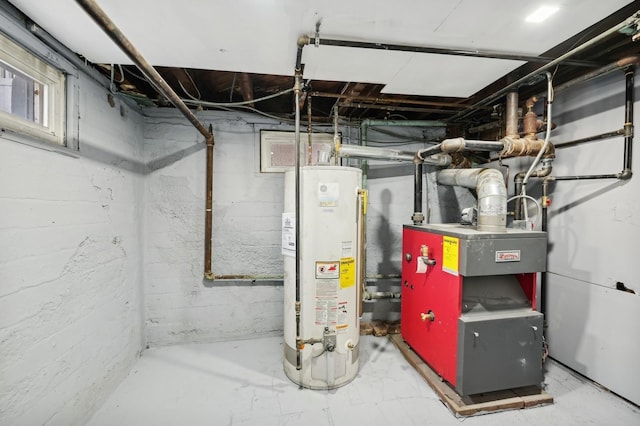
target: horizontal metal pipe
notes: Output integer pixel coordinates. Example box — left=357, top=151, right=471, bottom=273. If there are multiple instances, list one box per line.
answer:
left=364, top=291, right=401, bottom=300
left=310, top=91, right=474, bottom=109
left=312, top=37, right=599, bottom=67
left=338, top=144, right=415, bottom=162
left=208, top=274, right=404, bottom=281
left=553, top=55, right=640, bottom=95
left=554, top=129, right=625, bottom=148
left=416, top=138, right=504, bottom=160
left=449, top=12, right=640, bottom=122
left=547, top=174, right=621, bottom=181
left=339, top=102, right=457, bottom=115
left=362, top=119, right=447, bottom=128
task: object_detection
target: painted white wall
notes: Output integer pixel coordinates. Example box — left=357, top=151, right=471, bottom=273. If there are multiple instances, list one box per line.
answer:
left=542, top=70, right=640, bottom=405
left=143, top=110, right=287, bottom=345
left=142, top=112, right=442, bottom=343
left=0, top=25, right=145, bottom=426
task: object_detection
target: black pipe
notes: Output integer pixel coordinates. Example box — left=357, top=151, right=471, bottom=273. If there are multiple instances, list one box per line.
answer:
left=623, top=67, right=634, bottom=178
left=553, top=56, right=640, bottom=95
left=554, top=129, right=625, bottom=149
left=413, top=163, right=424, bottom=224
left=550, top=174, right=621, bottom=181
left=295, top=35, right=310, bottom=71
left=514, top=180, right=523, bottom=221
left=449, top=14, right=640, bottom=123
left=315, top=38, right=599, bottom=67
left=540, top=181, right=549, bottom=319
left=416, top=144, right=444, bottom=160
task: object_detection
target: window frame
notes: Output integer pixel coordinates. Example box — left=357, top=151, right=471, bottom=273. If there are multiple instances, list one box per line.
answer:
left=0, top=30, right=66, bottom=146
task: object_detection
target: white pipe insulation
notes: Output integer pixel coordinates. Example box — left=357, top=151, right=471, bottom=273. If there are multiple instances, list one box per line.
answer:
left=437, top=168, right=507, bottom=231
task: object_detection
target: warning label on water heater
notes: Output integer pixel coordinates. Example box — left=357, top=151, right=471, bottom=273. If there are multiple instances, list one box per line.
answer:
left=316, top=261, right=340, bottom=279
left=339, top=257, right=355, bottom=289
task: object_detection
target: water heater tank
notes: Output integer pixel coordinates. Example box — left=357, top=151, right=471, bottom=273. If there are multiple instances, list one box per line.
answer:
left=283, top=166, right=363, bottom=389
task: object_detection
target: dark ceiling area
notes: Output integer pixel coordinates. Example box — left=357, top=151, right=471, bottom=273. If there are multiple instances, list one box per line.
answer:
left=94, top=3, right=640, bottom=132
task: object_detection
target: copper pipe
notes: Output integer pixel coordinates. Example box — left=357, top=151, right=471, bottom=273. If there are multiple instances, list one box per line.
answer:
left=523, top=97, right=539, bottom=137
left=205, top=127, right=214, bottom=279
left=357, top=190, right=367, bottom=317
left=505, top=92, right=519, bottom=137
left=312, top=91, right=474, bottom=109
left=74, top=0, right=217, bottom=279
left=307, top=95, right=313, bottom=164
left=450, top=13, right=640, bottom=122
left=553, top=55, right=640, bottom=95
left=75, top=0, right=212, bottom=142
left=339, top=102, right=457, bottom=115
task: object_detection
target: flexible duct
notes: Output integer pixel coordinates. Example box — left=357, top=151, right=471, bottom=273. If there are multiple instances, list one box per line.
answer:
left=437, top=168, right=507, bottom=231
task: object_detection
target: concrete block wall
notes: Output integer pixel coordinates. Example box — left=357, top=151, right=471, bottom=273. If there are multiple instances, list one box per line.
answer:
left=143, top=110, right=286, bottom=345
left=142, top=111, right=442, bottom=343
left=0, top=55, right=145, bottom=426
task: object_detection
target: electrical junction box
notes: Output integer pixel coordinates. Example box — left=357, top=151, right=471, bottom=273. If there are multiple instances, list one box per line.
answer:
left=401, top=223, right=546, bottom=395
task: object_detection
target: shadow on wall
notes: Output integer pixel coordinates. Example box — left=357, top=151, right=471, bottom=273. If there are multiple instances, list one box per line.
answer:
left=436, top=184, right=462, bottom=224
left=364, top=188, right=401, bottom=322
left=376, top=188, right=399, bottom=277
left=79, top=139, right=206, bottom=175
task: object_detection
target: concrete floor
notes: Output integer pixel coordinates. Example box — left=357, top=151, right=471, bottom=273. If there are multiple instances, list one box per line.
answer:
left=88, top=335, right=639, bottom=426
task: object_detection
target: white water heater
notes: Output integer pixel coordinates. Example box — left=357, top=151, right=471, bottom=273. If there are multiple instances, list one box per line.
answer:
left=283, top=166, right=363, bottom=389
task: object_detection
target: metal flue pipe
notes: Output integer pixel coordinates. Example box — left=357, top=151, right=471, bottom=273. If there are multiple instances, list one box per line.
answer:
left=437, top=168, right=507, bottom=232
left=74, top=0, right=216, bottom=279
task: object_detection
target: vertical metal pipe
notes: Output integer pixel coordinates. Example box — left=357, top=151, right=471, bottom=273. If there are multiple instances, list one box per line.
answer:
left=623, top=67, right=635, bottom=178
left=413, top=163, right=424, bottom=224
left=505, top=91, right=519, bottom=137
left=293, top=72, right=302, bottom=370
left=73, top=0, right=217, bottom=278
left=204, top=125, right=214, bottom=279
left=307, top=95, right=313, bottom=165
left=540, top=180, right=549, bottom=318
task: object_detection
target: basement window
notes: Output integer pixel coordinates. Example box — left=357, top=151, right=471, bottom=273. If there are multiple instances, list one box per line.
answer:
left=0, top=31, right=65, bottom=146
left=260, top=130, right=336, bottom=172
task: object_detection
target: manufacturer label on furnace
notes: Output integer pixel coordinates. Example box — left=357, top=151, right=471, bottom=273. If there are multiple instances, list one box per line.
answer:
left=495, top=250, right=521, bottom=262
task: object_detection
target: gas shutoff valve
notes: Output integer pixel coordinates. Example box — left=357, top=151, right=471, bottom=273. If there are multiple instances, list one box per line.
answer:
left=323, top=327, right=336, bottom=352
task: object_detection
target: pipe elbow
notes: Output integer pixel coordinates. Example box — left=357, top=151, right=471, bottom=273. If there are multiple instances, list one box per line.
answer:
left=476, top=169, right=507, bottom=232
left=616, top=55, right=640, bottom=68
left=619, top=169, right=633, bottom=180
left=297, top=34, right=310, bottom=47
left=441, top=137, right=466, bottom=153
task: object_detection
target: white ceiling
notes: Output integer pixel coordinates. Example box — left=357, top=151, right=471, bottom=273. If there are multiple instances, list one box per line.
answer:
left=7, top=0, right=635, bottom=97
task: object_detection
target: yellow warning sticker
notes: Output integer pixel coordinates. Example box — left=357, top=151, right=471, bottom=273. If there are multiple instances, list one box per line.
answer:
left=442, top=236, right=459, bottom=276
left=339, top=257, right=355, bottom=288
